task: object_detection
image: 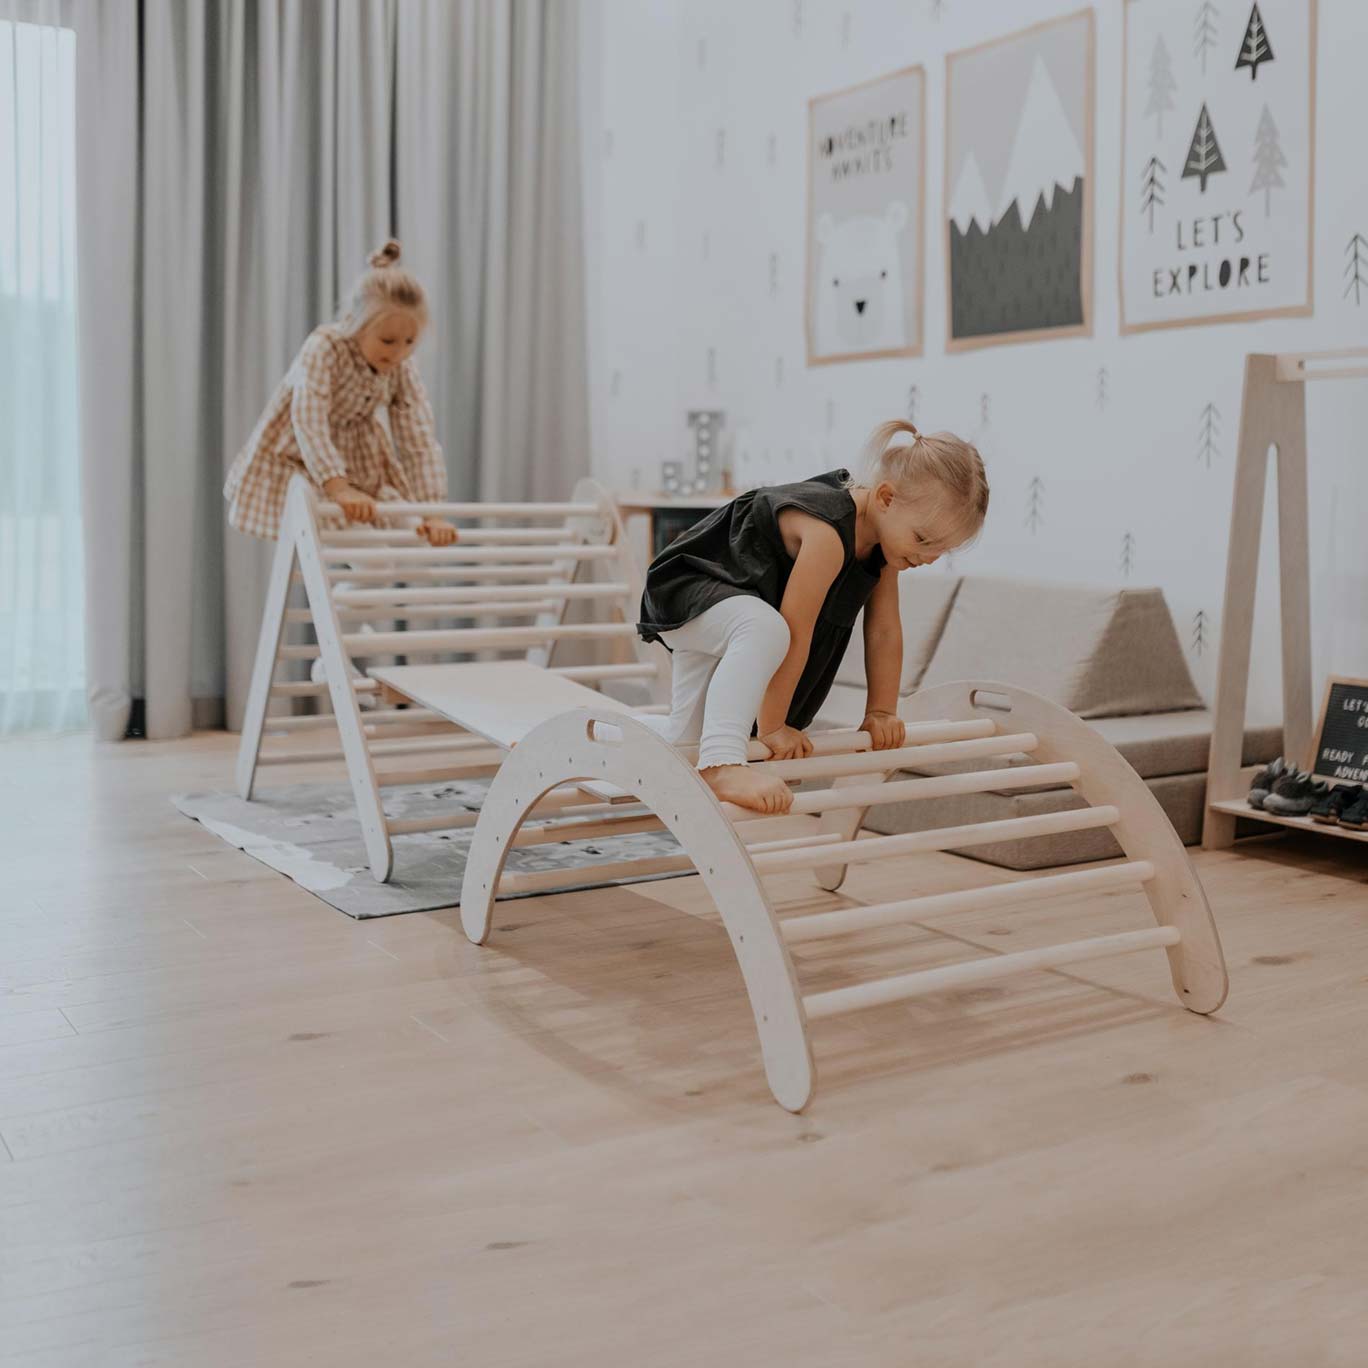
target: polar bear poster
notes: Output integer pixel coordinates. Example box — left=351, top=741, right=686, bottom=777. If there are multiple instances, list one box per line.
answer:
left=814, top=203, right=910, bottom=354
left=807, top=66, right=925, bottom=365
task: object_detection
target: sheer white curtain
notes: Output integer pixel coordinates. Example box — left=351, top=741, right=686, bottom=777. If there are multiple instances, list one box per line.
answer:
left=0, top=7, right=85, bottom=735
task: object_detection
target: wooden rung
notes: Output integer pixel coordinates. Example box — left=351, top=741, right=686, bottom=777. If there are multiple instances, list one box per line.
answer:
left=317, top=499, right=600, bottom=518
left=749, top=731, right=1039, bottom=783
left=263, top=712, right=341, bottom=733
left=552, top=663, right=660, bottom=682
left=339, top=623, right=639, bottom=654
left=387, top=786, right=651, bottom=836
left=782, top=860, right=1156, bottom=944
left=749, top=804, right=1120, bottom=873
left=1274, top=348, right=1368, bottom=382
left=335, top=601, right=559, bottom=623
left=654, top=720, right=988, bottom=768
left=728, top=761, right=1081, bottom=822
left=323, top=565, right=597, bottom=584
left=322, top=543, right=618, bottom=565
left=260, top=735, right=490, bottom=765
left=533, top=789, right=647, bottom=815
left=333, top=582, right=630, bottom=607
left=496, top=831, right=845, bottom=897
left=367, top=735, right=491, bottom=758
left=801, top=926, right=1182, bottom=1020
left=264, top=708, right=444, bottom=733
left=291, top=603, right=560, bottom=624
left=373, top=757, right=506, bottom=786
left=268, top=679, right=378, bottom=698
left=384, top=810, right=481, bottom=836
left=510, top=814, right=666, bottom=847
left=320, top=527, right=570, bottom=546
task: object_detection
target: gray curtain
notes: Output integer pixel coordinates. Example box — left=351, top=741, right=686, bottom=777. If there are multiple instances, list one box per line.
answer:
left=71, top=0, right=590, bottom=740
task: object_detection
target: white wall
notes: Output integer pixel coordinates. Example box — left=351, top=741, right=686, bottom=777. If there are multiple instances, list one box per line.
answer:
left=580, top=0, right=1368, bottom=723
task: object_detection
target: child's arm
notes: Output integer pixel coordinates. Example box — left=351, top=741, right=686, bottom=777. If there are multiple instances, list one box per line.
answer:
left=291, top=337, right=372, bottom=518
left=755, top=511, right=845, bottom=758
left=860, top=564, right=907, bottom=751
left=390, top=361, right=457, bottom=545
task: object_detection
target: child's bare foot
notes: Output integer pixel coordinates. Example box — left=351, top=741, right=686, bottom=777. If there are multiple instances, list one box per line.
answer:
left=700, top=764, right=793, bottom=814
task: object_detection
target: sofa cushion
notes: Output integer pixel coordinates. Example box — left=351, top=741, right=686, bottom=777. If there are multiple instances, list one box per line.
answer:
left=1089, top=711, right=1281, bottom=778
left=918, top=576, right=1203, bottom=719
left=833, top=573, right=961, bottom=695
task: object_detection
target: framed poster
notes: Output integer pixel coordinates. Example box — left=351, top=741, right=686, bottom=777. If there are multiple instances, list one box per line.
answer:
left=944, top=10, right=1095, bottom=352
left=806, top=65, right=925, bottom=366
left=1120, top=0, right=1317, bottom=333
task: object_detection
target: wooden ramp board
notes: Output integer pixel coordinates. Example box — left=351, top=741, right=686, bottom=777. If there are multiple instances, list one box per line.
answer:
left=369, top=662, right=638, bottom=803
left=369, top=662, right=634, bottom=749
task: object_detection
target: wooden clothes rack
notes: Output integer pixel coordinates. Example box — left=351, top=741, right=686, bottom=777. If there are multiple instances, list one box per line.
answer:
left=1203, top=348, right=1368, bottom=849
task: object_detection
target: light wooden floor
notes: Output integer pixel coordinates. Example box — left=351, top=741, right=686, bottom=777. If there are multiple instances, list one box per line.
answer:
left=4, top=732, right=1368, bottom=1367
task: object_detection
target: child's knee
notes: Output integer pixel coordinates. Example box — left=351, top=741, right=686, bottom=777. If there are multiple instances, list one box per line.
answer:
left=738, top=602, right=790, bottom=668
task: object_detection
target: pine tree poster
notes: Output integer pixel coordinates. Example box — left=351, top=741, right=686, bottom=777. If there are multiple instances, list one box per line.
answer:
left=806, top=66, right=926, bottom=366
left=1121, top=0, right=1315, bottom=332
left=944, top=10, right=1095, bottom=351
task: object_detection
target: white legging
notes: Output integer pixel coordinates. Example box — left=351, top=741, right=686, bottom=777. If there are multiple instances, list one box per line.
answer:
left=642, top=595, right=790, bottom=768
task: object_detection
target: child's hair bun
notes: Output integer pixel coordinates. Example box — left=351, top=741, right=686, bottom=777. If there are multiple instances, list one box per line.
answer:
left=368, top=239, right=402, bottom=269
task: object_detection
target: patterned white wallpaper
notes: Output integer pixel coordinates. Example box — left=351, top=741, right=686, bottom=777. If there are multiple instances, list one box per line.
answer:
left=580, top=0, right=1368, bottom=721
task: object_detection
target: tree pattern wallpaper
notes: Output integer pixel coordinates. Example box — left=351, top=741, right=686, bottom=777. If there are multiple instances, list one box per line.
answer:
left=587, top=0, right=1368, bottom=714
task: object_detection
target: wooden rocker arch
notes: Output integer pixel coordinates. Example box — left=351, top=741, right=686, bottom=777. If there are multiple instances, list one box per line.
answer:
left=459, top=680, right=1228, bottom=1111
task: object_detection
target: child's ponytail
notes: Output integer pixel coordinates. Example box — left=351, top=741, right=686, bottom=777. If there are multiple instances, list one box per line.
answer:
left=854, top=417, right=990, bottom=545
left=339, top=239, right=429, bottom=334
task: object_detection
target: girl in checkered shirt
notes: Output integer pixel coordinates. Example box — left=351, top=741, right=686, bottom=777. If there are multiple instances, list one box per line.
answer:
left=224, top=240, right=457, bottom=546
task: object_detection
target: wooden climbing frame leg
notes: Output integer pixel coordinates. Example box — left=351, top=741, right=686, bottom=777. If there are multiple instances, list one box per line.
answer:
left=287, top=480, right=395, bottom=881
left=235, top=525, right=298, bottom=801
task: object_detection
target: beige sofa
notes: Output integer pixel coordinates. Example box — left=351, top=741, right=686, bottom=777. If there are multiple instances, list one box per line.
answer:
left=814, top=574, right=1280, bottom=869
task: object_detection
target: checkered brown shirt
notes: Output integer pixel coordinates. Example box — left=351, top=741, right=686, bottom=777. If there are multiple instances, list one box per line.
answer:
left=224, top=324, right=447, bottom=538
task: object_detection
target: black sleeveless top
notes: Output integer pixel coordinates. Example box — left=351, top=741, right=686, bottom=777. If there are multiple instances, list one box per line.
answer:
left=637, top=470, right=885, bottom=730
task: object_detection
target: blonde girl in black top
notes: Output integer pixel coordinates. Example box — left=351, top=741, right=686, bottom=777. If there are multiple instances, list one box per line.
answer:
left=638, top=420, right=989, bottom=814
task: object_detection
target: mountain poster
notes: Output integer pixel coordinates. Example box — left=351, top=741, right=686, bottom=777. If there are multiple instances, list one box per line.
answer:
left=944, top=10, right=1094, bottom=350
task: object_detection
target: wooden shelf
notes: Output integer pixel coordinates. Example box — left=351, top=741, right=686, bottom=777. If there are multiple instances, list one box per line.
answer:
left=1208, top=798, right=1368, bottom=845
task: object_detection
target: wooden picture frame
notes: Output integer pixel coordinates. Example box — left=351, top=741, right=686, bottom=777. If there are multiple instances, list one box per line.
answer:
left=1118, top=0, right=1318, bottom=335
left=805, top=64, right=927, bottom=367
left=943, top=8, right=1096, bottom=353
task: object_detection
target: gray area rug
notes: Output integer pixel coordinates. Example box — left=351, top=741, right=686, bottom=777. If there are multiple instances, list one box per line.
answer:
left=173, top=778, right=686, bottom=919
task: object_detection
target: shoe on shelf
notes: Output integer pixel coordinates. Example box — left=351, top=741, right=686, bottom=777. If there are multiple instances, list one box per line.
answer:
left=1263, top=770, right=1329, bottom=816
left=1338, top=789, right=1368, bottom=832
left=1247, top=756, right=1289, bottom=809
left=1310, top=783, right=1363, bottom=826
